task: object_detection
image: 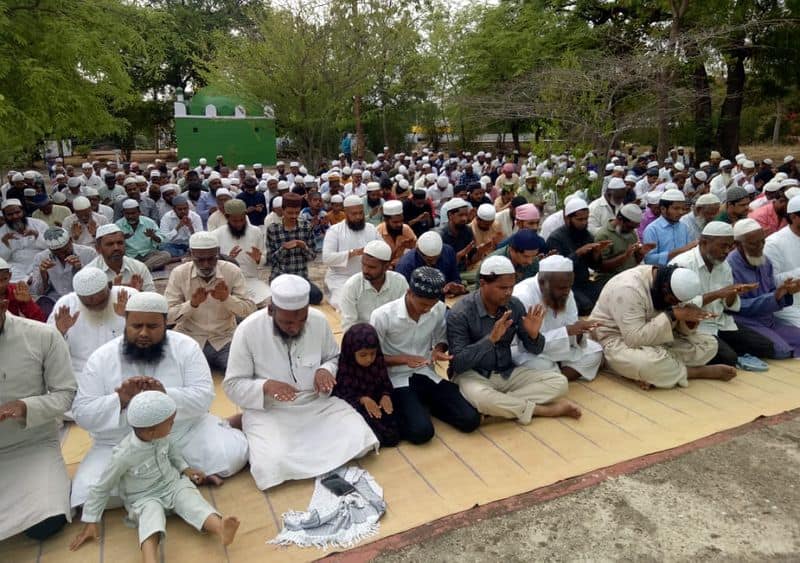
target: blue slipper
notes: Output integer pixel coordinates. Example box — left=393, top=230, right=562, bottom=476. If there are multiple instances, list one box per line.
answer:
left=736, top=354, right=769, bottom=372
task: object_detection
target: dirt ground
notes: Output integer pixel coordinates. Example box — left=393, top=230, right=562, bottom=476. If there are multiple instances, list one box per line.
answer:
left=374, top=415, right=800, bottom=562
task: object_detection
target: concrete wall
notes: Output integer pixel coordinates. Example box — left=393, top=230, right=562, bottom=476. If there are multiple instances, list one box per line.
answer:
left=175, top=117, right=277, bottom=166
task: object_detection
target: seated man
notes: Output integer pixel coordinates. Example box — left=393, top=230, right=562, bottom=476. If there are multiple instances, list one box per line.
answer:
left=728, top=218, right=800, bottom=358
left=30, top=226, right=97, bottom=316
left=488, top=229, right=546, bottom=282
left=160, top=194, right=203, bottom=258
left=395, top=231, right=466, bottom=298
left=670, top=221, right=773, bottom=365
left=87, top=224, right=156, bottom=291
left=716, top=185, right=750, bottom=225
left=594, top=204, right=653, bottom=282
left=115, top=198, right=172, bottom=271
left=165, top=232, right=256, bottom=370
left=340, top=240, right=409, bottom=332
left=748, top=181, right=788, bottom=236
left=47, top=267, right=134, bottom=377
left=471, top=203, right=504, bottom=250
left=372, top=267, right=480, bottom=443
left=0, top=298, right=76, bottom=541
left=0, top=198, right=48, bottom=282
left=62, top=196, right=108, bottom=246
left=764, top=194, right=800, bottom=327
left=447, top=256, right=581, bottom=424
left=214, top=199, right=270, bottom=307
left=377, top=199, right=416, bottom=267
left=223, top=274, right=379, bottom=490
left=0, top=257, right=45, bottom=320
left=32, top=193, right=71, bottom=228
left=643, top=189, right=696, bottom=265
left=590, top=264, right=736, bottom=389
left=512, top=255, right=603, bottom=382
left=588, top=177, right=627, bottom=235
left=71, top=292, right=249, bottom=508
left=439, top=197, right=488, bottom=271
left=680, top=193, right=721, bottom=242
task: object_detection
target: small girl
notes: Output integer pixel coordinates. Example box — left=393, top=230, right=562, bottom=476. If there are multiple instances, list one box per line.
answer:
left=70, top=391, right=240, bottom=563
left=334, top=323, right=400, bottom=447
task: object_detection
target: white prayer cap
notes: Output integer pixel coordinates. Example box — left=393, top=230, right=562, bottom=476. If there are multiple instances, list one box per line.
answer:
left=735, top=152, right=746, bottom=161
left=271, top=274, right=310, bottom=310
left=670, top=268, right=702, bottom=303
left=699, top=161, right=710, bottom=168
left=237, top=164, right=246, bottom=171
left=604, top=163, right=614, bottom=171
left=189, top=231, right=219, bottom=250
left=613, top=165, right=625, bottom=173
left=775, top=172, right=788, bottom=181
left=272, top=196, right=284, bottom=208
left=364, top=240, right=392, bottom=261
left=126, top=292, right=168, bottom=314
left=135, top=175, right=147, bottom=183
left=362, top=171, right=371, bottom=180
left=1, top=198, right=22, bottom=209
left=0, top=257, right=8, bottom=270
left=424, top=173, right=436, bottom=183
left=417, top=231, right=443, bottom=257
left=257, top=180, right=268, bottom=192
left=199, top=158, right=207, bottom=165
left=149, top=170, right=161, bottom=178
left=253, top=163, right=263, bottom=168
left=660, top=189, right=685, bottom=202
left=647, top=161, right=659, bottom=169
left=84, top=187, right=99, bottom=197
left=607, top=178, right=626, bottom=191
left=674, top=162, right=685, bottom=172
left=342, top=166, right=352, bottom=175
left=436, top=176, right=449, bottom=188
left=587, top=171, right=599, bottom=181
left=277, top=160, right=285, bottom=167
left=764, top=181, right=782, bottom=193
left=733, top=218, right=762, bottom=240
left=620, top=203, right=643, bottom=223
left=289, top=161, right=300, bottom=168
left=180, top=157, right=190, bottom=164
left=695, top=193, right=720, bottom=206
left=160, top=183, right=178, bottom=194
left=480, top=255, right=515, bottom=276
left=81, top=162, right=92, bottom=169
left=304, top=175, right=316, bottom=185
left=383, top=200, right=403, bottom=216
left=72, top=196, right=91, bottom=211
left=366, top=182, right=381, bottom=192
left=764, top=158, right=773, bottom=165
left=742, top=159, right=755, bottom=169
left=444, top=197, right=469, bottom=213
left=694, top=171, right=708, bottom=182
left=329, top=195, right=342, bottom=204
left=701, top=221, right=733, bottom=237
left=624, top=175, right=637, bottom=184
left=780, top=178, right=800, bottom=188
left=277, top=180, right=289, bottom=191
left=480, top=175, right=492, bottom=186
left=564, top=197, right=589, bottom=216
left=96, top=224, right=121, bottom=240
left=73, top=266, right=108, bottom=297
left=477, top=203, right=496, bottom=221
left=784, top=155, right=795, bottom=164
left=67, top=177, right=83, bottom=188
left=344, top=195, right=362, bottom=207
left=11, top=172, right=24, bottom=182
left=213, top=188, right=231, bottom=199
left=122, top=198, right=139, bottom=210
left=398, top=179, right=410, bottom=190
left=52, top=192, right=67, bottom=204
left=720, top=159, right=733, bottom=168
left=788, top=195, right=800, bottom=214
left=645, top=192, right=662, bottom=205
left=127, top=390, right=176, bottom=428
left=44, top=227, right=70, bottom=250
left=539, top=255, right=573, bottom=273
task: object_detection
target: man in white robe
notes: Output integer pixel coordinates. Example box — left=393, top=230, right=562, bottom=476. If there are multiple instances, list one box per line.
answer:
left=322, top=195, right=379, bottom=309
left=0, top=198, right=49, bottom=282
left=223, top=274, right=378, bottom=490
left=71, top=292, right=248, bottom=508
left=512, top=256, right=603, bottom=381
left=764, top=194, right=800, bottom=326
left=0, top=301, right=76, bottom=541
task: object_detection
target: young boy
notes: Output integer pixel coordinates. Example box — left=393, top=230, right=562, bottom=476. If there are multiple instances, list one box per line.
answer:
left=70, top=391, right=240, bottom=563
left=300, top=191, right=329, bottom=251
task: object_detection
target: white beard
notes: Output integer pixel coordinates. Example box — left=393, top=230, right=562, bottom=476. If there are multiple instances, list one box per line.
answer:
left=695, top=215, right=707, bottom=229
left=78, top=300, right=117, bottom=324
left=745, top=253, right=766, bottom=267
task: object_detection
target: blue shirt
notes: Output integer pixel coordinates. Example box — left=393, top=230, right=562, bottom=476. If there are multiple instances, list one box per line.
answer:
left=395, top=246, right=462, bottom=286
left=236, top=191, right=267, bottom=226
left=642, top=216, right=690, bottom=265
left=195, top=191, right=217, bottom=227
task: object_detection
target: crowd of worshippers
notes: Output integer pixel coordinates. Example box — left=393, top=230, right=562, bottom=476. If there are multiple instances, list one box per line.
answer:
left=3, top=146, right=800, bottom=555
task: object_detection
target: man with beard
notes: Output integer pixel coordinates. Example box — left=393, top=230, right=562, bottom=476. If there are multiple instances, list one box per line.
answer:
left=364, top=182, right=385, bottom=226
left=99, top=172, right=125, bottom=204
left=323, top=194, right=380, bottom=309
left=670, top=221, right=772, bottom=366
left=208, top=188, right=235, bottom=231
left=32, top=193, right=71, bottom=228
left=62, top=195, right=109, bottom=246
left=214, top=199, right=270, bottom=307
left=224, top=274, right=379, bottom=490
left=680, top=193, right=721, bottom=241
left=87, top=224, right=155, bottom=291
left=588, top=177, right=628, bottom=236
left=113, top=177, right=159, bottom=222
left=377, top=199, right=416, bottom=266
left=634, top=167, right=661, bottom=203
left=512, top=255, right=603, bottom=381
left=749, top=181, right=789, bottom=236
left=728, top=219, right=800, bottom=358
left=165, top=232, right=255, bottom=370
left=85, top=187, right=114, bottom=223
left=48, top=266, right=135, bottom=377
left=447, top=256, right=581, bottom=424
left=116, top=199, right=172, bottom=271
left=710, top=159, right=735, bottom=202
left=155, top=183, right=179, bottom=218
left=471, top=203, right=504, bottom=249
left=403, top=189, right=435, bottom=236
left=643, top=189, right=695, bottom=265
left=71, top=291, right=248, bottom=509
left=488, top=229, right=547, bottom=283
left=340, top=240, right=408, bottom=331
left=30, top=227, right=96, bottom=315
left=236, top=177, right=267, bottom=227
left=160, top=195, right=203, bottom=258
left=594, top=204, right=654, bottom=282
left=0, top=198, right=49, bottom=282
left=590, top=264, right=736, bottom=389
left=439, top=197, right=490, bottom=273
left=716, top=185, right=750, bottom=225
left=546, top=198, right=614, bottom=316
left=0, top=287, right=76, bottom=542
left=764, top=195, right=800, bottom=327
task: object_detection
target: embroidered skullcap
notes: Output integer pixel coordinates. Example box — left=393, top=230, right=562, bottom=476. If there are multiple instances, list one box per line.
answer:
left=733, top=218, right=762, bottom=240
left=344, top=195, right=363, bottom=208
left=701, top=221, right=733, bottom=237
left=444, top=197, right=469, bottom=215
left=480, top=255, right=515, bottom=276
left=149, top=170, right=161, bottom=179
left=72, top=196, right=91, bottom=211
left=271, top=274, right=310, bottom=310
left=607, top=178, right=627, bottom=191
left=52, top=192, right=67, bottom=204
left=126, top=292, right=168, bottom=314
left=329, top=195, right=342, bottom=204
left=289, top=161, right=300, bottom=168
left=215, top=188, right=232, bottom=199
left=122, top=198, right=140, bottom=209
left=383, top=200, right=403, bottom=216
left=788, top=195, right=800, bottom=215
left=1, top=198, right=21, bottom=210
left=720, top=159, right=733, bottom=169
left=73, top=266, right=108, bottom=297
left=564, top=197, right=589, bottom=216
left=477, top=203, right=496, bottom=221
left=409, top=266, right=445, bottom=299
left=364, top=240, right=392, bottom=262
left=695, top=193, right=720, bottom=206
left=398, top=179, right=410, bottom=191
left=160, top=183, right=178, bottom=194
left=509, top=229, right=546, bottom=252
left=620, top=203, right=643, bottom=223
left=670, top=268, right=702, bottom=303
left=127, top=391, right=176, bottom=428
left=417, top=231, right=443, bottom=257
left=44, top=227, right=70, bottom=250
left=660, top=189, right=685, bottom=202
left=189, top=231, right=219, bottom=250
left=762, top=181, right=781, bottom=193
left=67, top=177, right=83, bottom=188
left=366, top=182, right=381, bottom=192
left=224, top=199, right=247, bottom=215
left=272, top=196, right=284, bottom=208
left=726, top=186, right=748, bottom=203
left=96, top=224, right=121, bottom=240
left=539, top=255, right=573, bottom=272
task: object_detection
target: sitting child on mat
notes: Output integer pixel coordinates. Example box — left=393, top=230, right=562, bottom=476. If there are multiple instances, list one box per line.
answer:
left=69, top=391, right=240, bottom=563
left=333, top=323, right=400, bottom=447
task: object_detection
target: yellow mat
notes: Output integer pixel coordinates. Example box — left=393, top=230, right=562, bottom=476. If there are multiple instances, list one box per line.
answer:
left=4, top=353, right=800, bottom=562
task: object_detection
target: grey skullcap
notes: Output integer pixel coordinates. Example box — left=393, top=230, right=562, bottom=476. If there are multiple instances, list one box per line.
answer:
left=726, top=185, right=749, bottom=203
left=409, top=266, right=445, bottom=299
left=171, top=195, right=188, bottom=206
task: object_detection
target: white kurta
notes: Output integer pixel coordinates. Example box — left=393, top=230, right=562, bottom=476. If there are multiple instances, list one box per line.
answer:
left=0, top=315, right=76, bottom=540
left=213, top=224, right=271, bottom=304
left=223, top=309, right=378, bottom=490
left=512, top=275, right=603, bottom=381
left=0, top=217, right=49, bottom=282
left=322, top=221, right=379, bottom=309
left=764, top=226, right=800, bottom=326
left=70, top=330, right=248, bottom=507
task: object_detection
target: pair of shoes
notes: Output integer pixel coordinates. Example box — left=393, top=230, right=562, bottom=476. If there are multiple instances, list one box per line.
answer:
left=736, top=354, right=769, bottom=372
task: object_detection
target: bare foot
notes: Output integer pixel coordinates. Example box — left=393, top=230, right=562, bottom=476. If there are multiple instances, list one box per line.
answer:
left=638, top=380, right=654, bottom=391
left=220, top=516, right=240, bottom=546
left=534, top=399, right=582, bottom=419
left=687, top=364, right=738, bottom=381
left=204, top=474, right=224, bottom=487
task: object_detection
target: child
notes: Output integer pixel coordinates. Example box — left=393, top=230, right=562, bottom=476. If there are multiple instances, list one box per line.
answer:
left=70, top=391, right=240, bottom=563
left=334, top=323, right=400, bottom=447
left=300, top=192, right=329, bottom=251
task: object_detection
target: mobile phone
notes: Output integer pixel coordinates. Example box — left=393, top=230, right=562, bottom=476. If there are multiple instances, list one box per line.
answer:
left=320, top=474, right=356, bottom=496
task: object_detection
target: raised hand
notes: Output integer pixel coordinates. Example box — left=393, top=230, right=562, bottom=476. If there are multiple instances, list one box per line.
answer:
left=39, top=258, right=55, bottom=273
left=489, top=310, right=514, bottom=344
left=113, top=288, right=129, bottom=317
left=54, top=305, right=80, bottom=335
left=13, top=282, right=31, bottom=303
left=210, top=279, right=230, bottom=302
left=190, top=286, right=208, bottom=308
left=64, top=254, right=83, bottom=269
left=70, top=221, right=82, bottom=240
left=228, top=245, right=242, bottom=258
left=127, top=274, right=144, bottom=291
left=522, top=304, right=546, bottom=339
left=87, top=220, right=98, bottom=237
left=247, top=246, right=262, bottom=264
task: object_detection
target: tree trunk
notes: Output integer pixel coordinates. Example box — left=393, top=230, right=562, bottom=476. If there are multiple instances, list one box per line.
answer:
left=716, top=53, right=746, bottom=158
left=354, top=95, right=365, bottom=159
left=381, top=102, right=389, bottom=150
left=772, top=99, right=782, bottom=145
left=510, top=120, right=521, bottom=153
left=691, top=59, right=713, bottom=165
